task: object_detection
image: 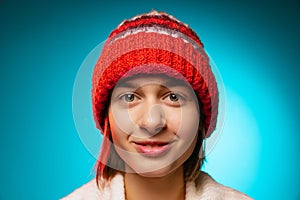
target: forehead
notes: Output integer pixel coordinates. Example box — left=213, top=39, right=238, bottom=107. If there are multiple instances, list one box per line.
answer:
left=115, top=74, right=191, bottom=89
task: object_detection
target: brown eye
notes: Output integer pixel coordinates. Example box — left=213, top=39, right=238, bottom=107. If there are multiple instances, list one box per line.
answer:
left=123, top=93, right=135, bottom=102
left=164, top=92, right=186, bottom=106
left=169, top=93, right=179, bottom=102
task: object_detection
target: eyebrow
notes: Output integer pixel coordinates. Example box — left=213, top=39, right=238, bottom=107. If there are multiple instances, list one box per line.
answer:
left=115, top=77, right=189, bottom=89
left=165, top=79, right=189, bottom=87
left=115, top=80, right=139, bottom=88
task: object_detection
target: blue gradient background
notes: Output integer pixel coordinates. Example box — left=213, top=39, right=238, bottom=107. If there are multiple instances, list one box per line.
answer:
left=1, top=0, right=299, bottom=199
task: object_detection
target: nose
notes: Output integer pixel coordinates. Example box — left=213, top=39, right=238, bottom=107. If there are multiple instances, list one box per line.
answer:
left=138, top=104, right=166, bottom=135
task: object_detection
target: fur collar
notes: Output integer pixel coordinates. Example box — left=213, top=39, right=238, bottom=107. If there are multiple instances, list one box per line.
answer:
left=62, top=172, right=252, bottom=200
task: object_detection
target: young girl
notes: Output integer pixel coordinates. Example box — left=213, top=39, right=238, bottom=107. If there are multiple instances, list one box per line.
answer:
left=62, top=11, right=252, bottom=200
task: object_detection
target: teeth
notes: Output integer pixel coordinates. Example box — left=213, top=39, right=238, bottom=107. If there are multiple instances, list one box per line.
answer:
left=141, top=144, right=166, bottom=147
left=145, top=144, right=156, bottom=147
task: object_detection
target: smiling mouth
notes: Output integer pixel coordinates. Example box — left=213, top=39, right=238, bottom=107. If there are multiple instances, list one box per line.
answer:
left=133, top=141, right=173, bottom=157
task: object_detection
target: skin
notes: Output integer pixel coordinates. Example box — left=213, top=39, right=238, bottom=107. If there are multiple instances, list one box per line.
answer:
left=108, top=75, right=200, bottom=200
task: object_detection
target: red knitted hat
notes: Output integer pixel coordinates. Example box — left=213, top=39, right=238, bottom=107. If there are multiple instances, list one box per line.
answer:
left=92, top=11, right=218, bottom=138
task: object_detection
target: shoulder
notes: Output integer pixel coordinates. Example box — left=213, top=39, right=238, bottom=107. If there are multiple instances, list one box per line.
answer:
left=187, top=171, right=253, bottom=200
left=60, top=174, right=124, bottom=200
left=60, top=179, right=102, bottom=200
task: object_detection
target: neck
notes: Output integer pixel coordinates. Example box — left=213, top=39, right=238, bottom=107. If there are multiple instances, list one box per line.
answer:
left=124, top=166, right=185, bottom=200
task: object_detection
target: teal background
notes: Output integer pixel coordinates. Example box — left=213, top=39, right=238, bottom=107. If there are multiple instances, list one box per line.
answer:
left=1, top=0, right=299, bottom=199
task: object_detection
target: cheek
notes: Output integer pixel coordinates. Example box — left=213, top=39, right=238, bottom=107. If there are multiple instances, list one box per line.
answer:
left=110, top=104, right=136, bottom=135
left=166, top=104, right=199, bottom=139
left=177, top=104, right=199, bottom=143
left=108, top=109, right=128, bottom=149
left=165, top=108, right=181, bottom=132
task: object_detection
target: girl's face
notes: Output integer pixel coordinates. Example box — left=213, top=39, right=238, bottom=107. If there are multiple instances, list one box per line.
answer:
left=108, top=75, right=200, bottom=177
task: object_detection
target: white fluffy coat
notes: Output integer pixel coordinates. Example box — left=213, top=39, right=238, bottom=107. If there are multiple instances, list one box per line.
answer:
left=61, top=172, right=252, bottom=200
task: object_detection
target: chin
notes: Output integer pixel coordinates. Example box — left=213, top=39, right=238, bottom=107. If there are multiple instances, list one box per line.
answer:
left=140, top=168, right=172, bottom=178
left=128, top=161, right=181, bottom=179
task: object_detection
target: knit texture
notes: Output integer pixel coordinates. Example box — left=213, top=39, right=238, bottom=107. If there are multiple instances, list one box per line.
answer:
left=92, top=11, right=219, bottom=138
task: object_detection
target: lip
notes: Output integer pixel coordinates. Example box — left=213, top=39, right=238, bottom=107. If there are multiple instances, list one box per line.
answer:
left=133, top=141, right=173, bottom=157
